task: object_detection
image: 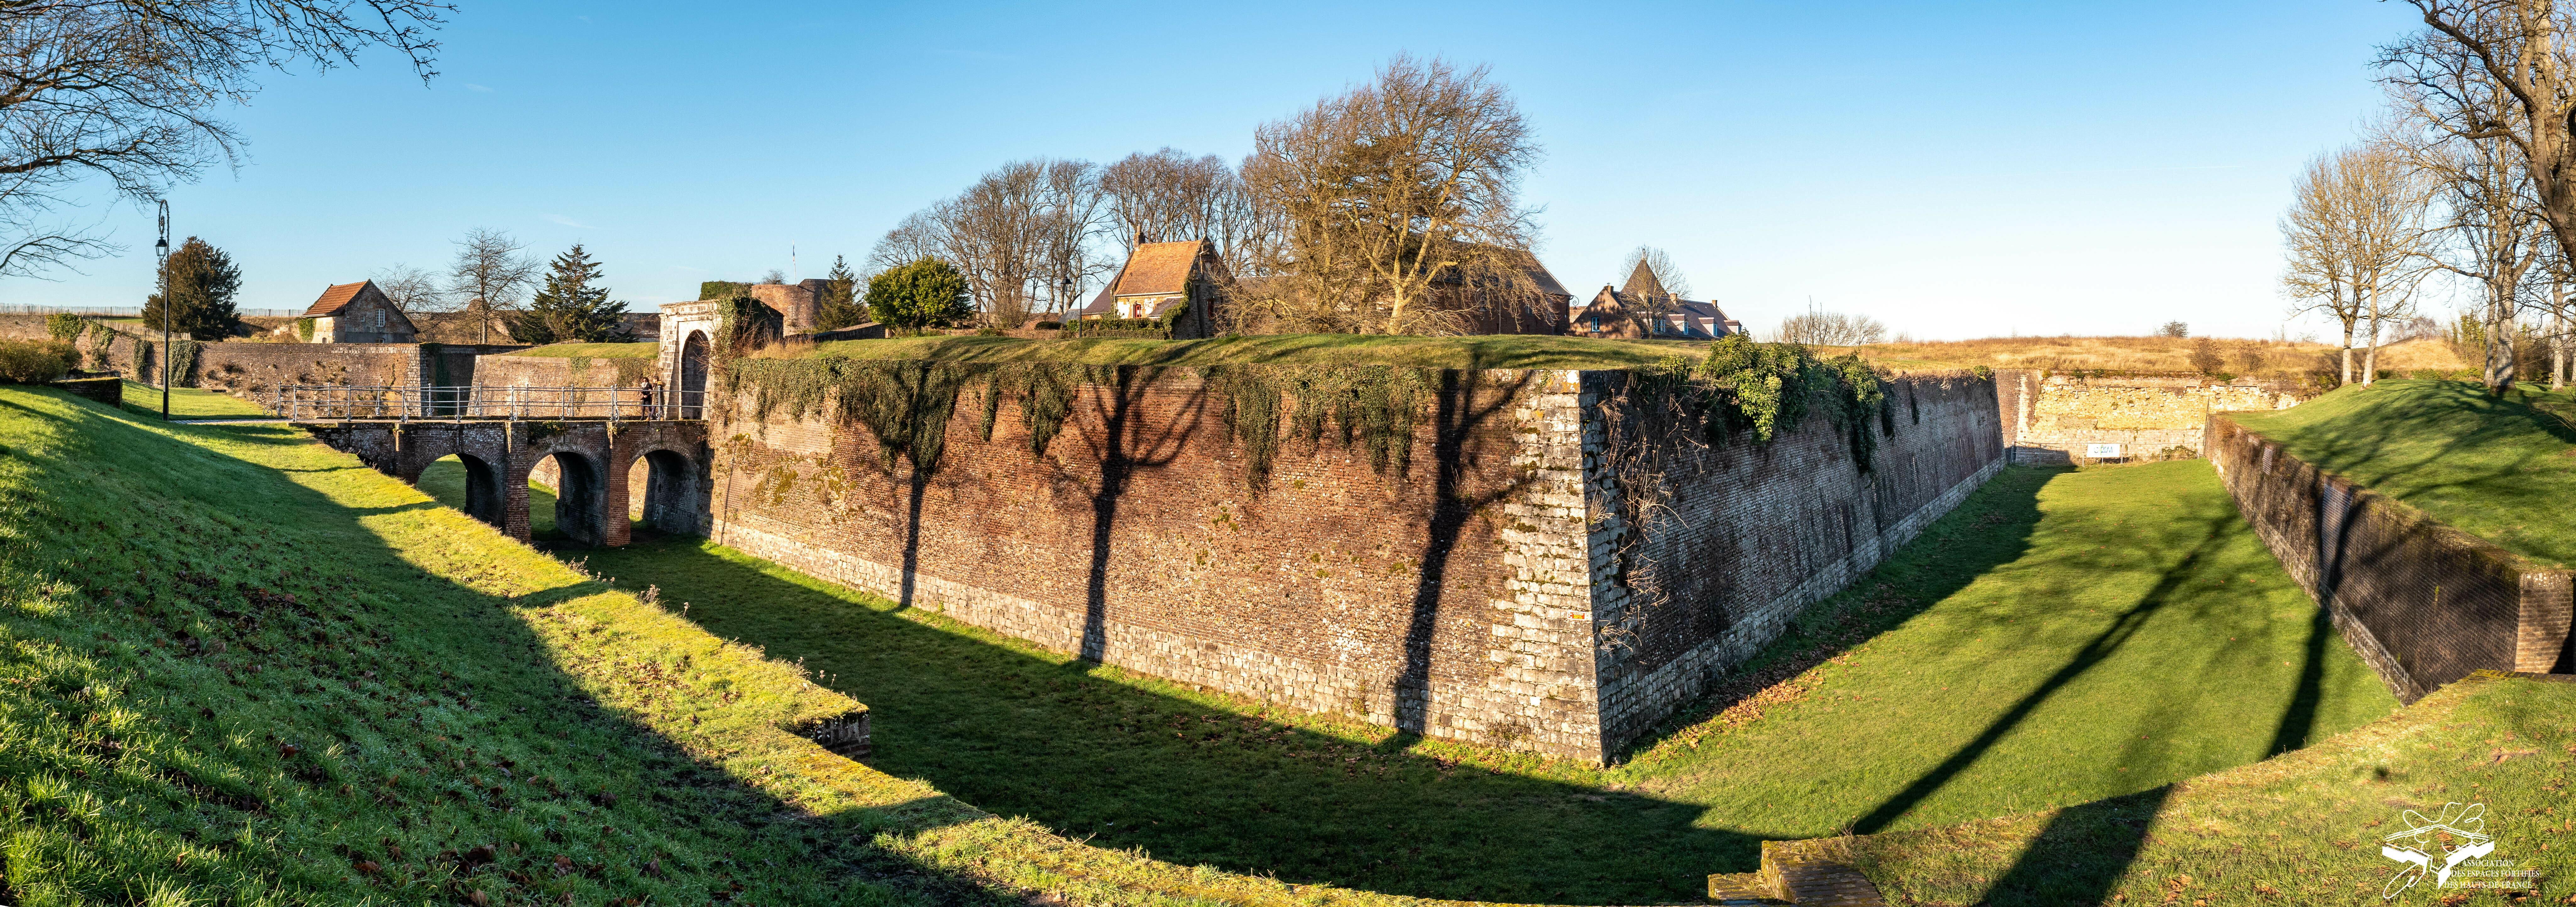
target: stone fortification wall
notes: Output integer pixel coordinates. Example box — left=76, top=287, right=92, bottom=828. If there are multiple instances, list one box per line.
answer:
left=1998, top=370, right=2301, bottom=464
left=75, top=336, right=518, bottom=395
left=1586, top=372, right=2006, bottom=746
left=710, top=367, right=1608, bottom=759
left=2207, top=417, right=2573, bottom=702
left=0, top=314, right=59, bottom=340
left=707, top=363, right=2006, bottom=761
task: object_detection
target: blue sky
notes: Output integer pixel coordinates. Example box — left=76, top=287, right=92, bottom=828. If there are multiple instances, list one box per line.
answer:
left=3, top=1, right=2420, bottom=340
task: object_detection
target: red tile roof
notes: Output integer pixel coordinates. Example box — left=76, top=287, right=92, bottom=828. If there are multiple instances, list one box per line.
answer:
left=302, top=281, right=373, bottom=317
left=1112, top=241, right=1208, bottom=296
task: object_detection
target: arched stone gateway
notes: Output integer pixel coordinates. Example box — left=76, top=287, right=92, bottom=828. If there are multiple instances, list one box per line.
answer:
left=304, top=419, right=711, bottom=546
left=677, top=330, right=709, bottom=420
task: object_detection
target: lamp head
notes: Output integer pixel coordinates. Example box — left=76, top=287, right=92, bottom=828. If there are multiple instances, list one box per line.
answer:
left=154, top=238, right=168, bottom=257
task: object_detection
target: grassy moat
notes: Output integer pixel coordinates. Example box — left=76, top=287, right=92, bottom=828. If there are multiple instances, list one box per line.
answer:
left=11, top=379, right=2570, bottom=905
left=430, top=453, right=2394, bottom=902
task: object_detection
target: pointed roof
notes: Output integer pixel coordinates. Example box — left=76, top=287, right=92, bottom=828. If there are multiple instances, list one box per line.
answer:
left=1077, top=263, right=1126, bottom=315
left=303, top=280, right=379, bottom=317
left=1112, top=240, right=1215, bottom=296
left=1621, top=260, right=1669, bottom=301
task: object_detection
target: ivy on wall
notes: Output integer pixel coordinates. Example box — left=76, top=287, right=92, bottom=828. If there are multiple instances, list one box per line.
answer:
left=44, top=313, right=84, bottom=342
left=1061, top=301, right=1192, bottom=339
left=294, top=318, right=315, bottom=343
left=722, top=353, right=1444, bottom=493
left=166, top=338, right=201, bottom=388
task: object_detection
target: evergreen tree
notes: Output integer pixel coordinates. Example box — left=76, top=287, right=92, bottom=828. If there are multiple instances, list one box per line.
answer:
left=512, top=244, right=629, bottom=344
left=817, top=255, right=867, bottom=329
left=865, top=258, right=971, bottom=331
left=140, top=237, right=242, bottom=340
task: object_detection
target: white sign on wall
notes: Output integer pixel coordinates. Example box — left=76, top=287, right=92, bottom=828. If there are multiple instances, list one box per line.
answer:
left=2086, top=443, right=2123, bottom=458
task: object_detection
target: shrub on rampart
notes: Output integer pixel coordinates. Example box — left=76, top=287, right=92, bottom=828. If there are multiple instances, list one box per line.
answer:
left=42, top=312, right=84, bottom=341
left=0, top=339, right=76, bottom=383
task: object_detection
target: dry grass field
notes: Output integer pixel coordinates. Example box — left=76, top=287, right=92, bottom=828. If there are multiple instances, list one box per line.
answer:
left=1823, top=335, right=2470, bottom=377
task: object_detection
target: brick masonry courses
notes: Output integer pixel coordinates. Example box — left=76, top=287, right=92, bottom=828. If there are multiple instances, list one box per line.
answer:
left=1585, top=372, right=2005, bottom=748
left=74, top=335, right=522, bottom=404
left=2206, top=416, right=2574, bottom=702
left=1997, top=370, right=2305, bottom=464
left=706, top=365, right=2003, bottom=763
left=302, top=419, right=711, bottom=546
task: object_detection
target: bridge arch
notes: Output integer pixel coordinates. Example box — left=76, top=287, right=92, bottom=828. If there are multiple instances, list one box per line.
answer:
left=451, top=453, right=507, bottom=529
left=628, top=446, right=703, bottom=535
left=525, top=449, right=610, bottom=548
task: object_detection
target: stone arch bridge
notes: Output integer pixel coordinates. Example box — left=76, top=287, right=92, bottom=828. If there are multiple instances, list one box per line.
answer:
left=300, top=418, right=712, bottom=546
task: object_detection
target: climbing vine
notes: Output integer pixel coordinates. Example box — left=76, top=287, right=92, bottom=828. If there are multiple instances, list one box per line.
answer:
left=1061, top=301, right=1192, bottom=339
left=294, top=318, right=316, bottom=343
left=707, top=293, right=775, bottom=380
left=1222, top=365, right=1430, bottom=482
left=165, top=338, right=201, bottom=388
left=1593, top=337, right=1913, bottom=628
left=721, top=352, right=1443, bottom=492
left=724, top=356, right=1086, bottom=473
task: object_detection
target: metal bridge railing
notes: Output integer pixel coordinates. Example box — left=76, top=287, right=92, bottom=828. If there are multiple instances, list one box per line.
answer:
left=271, top=385, right=705, bottom=421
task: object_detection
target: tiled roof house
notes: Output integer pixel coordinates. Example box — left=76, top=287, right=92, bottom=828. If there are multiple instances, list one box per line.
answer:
left=1071, top=240, right=1230, bottom=337
left=1568, top=261, right=1742, bottom=340
left=1429, top=246, right=1575, bottom=334
left=300, top=280, right=418, bottom=343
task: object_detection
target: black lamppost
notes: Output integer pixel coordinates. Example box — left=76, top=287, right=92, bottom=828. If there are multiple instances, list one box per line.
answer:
left=156, top=199, right=171, bottom=421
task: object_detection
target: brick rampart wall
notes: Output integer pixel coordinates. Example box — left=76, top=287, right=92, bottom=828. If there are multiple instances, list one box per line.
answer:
left=74, top=337, right=519, bottom=397
left=1998, top=370, right=2302, bottom=464
left=2207, top=417, right=2573, bottom=702
left=707, top=365, right=2005, bottom=761
left=709, top=367, right=1607, bottom=758
left=1587, top=372, right=2006, bottom=744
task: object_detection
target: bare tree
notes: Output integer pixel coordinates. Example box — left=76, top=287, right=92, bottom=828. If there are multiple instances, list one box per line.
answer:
left=371, top=263, right=444, bottom=312
left=2539, top=250, right=2576, bottom=387
left=1242, top=54, right=1543, bottom=334
left=1775, top=304, right=1887, bottom=346
left=2280, top=141, right=2429, bottom=387
left=1100, top=148, right=1271, bottom=281
left=924, top=159, right=1108, bottom=327
left=0, top=1, right=446, bottom=278
left=446, top=227, right=539, bottom=344
left=1618, top=245, right=1691, bottom=321
left=866, top=210, right=946, bottom=277
left=2379, top=2, right=2576, bottom=390
left=2390, top=45, right=2550, bottom=392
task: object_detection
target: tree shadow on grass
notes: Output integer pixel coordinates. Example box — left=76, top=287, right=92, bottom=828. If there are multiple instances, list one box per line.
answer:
left=583, top=534, right=1759, bottom=906
left=1850, top=503, right=2245, bottom=835
left=0, top=389, right=1009, bottom=905
left=1616, top=464, right=2063, bottom=759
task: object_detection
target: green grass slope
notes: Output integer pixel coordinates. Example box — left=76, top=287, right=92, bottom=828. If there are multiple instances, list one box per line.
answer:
left=1614, top=462, right=2395, bottom=839
left=2228, top=379, right=2576, bottom=568
left=551, top=461, right=2392, bottom=903
left=117, top=379, right=271, bottom=419
left=782, top=334, right=1712, bottom=371
left=1848, top=672, right=2576, bottom=905
left=504, top=342, right=658, bottom=359
left=0, top=387, right=1477, bottom=907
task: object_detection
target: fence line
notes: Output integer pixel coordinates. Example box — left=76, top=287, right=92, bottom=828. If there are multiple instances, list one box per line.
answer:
left=271, top=385, right=704, bottom=421
left=1, top=304, right=306, bottom=318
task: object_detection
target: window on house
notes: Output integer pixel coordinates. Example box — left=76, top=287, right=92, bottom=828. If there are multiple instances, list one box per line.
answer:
left=1589, top=315, right=1600, bottom=333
